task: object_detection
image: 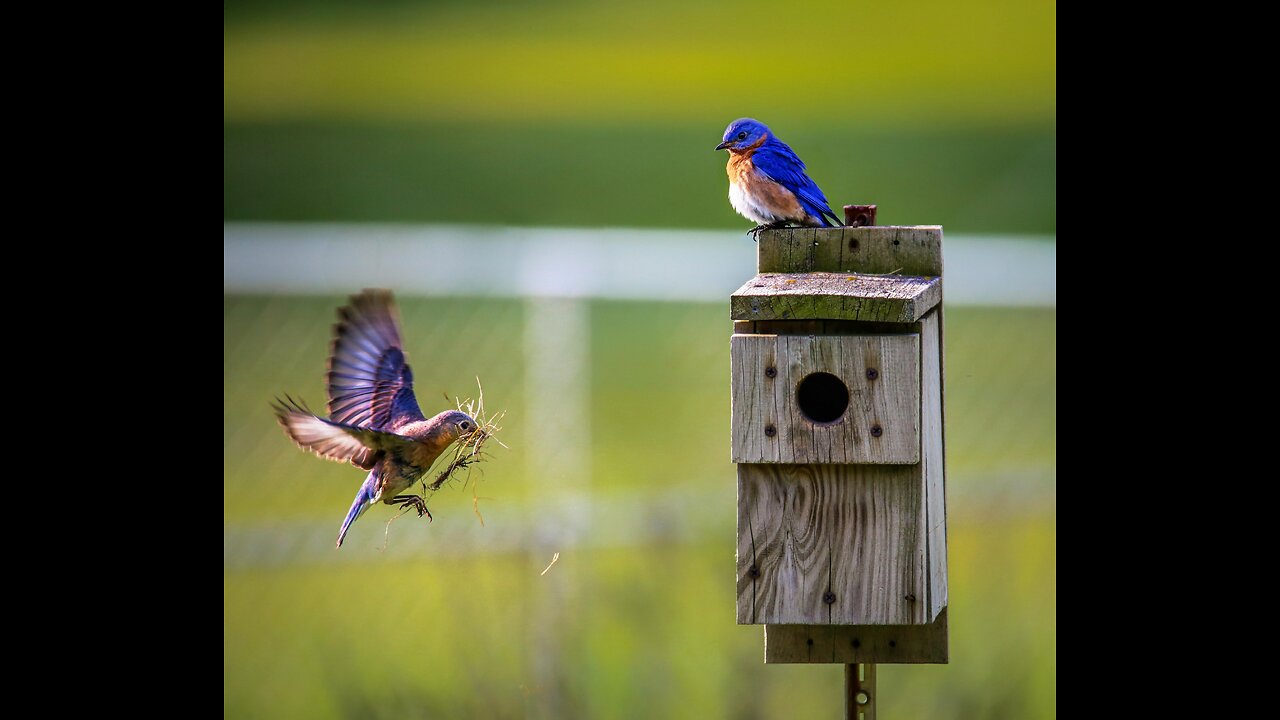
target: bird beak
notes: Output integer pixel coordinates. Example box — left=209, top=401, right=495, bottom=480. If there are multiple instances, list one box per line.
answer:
left=715, top=140, right=732, bottom=151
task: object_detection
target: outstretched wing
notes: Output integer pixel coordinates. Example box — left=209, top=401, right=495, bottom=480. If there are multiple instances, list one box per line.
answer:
left=753, top=142, right=841, bottom=227
left=273, top=396, right=415, bottom=470
left=326, top=289, right=425, bottom=431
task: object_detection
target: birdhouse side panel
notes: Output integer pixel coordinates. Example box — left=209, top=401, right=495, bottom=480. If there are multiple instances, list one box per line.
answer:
left=921, top=310, right=948, bottom=620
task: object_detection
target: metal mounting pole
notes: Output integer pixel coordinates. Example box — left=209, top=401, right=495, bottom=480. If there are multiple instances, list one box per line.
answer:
left=845, top=663, right=876, bottom=720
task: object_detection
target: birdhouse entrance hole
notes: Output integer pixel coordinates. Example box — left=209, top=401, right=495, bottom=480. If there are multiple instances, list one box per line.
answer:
left=797, top=372, right=849, bottom=424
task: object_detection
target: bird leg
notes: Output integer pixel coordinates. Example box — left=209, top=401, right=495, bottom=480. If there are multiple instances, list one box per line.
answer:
left=391, top=494, right=433, bottom=521
left=748, top=221, right=789, bottom=241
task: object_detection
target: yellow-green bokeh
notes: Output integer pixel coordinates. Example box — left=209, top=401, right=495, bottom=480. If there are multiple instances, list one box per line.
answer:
left=224, top=0, right=1057, bottom=232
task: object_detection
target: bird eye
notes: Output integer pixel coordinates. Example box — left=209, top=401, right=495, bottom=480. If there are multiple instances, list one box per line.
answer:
left=737, top=131, right=748, bottom=140
left=460, top=421, right=471, bottom=430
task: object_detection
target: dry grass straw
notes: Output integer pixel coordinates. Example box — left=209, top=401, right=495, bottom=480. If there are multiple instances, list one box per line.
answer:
left=394, top=378, right=507, bottom=527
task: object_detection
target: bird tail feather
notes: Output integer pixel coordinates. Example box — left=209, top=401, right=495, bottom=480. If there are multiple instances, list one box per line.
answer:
left=803, top=200, right=843, bottom=228
left=336, top=470, right=379, bottom=548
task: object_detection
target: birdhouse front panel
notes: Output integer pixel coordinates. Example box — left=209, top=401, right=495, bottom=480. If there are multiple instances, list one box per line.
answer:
left=736, top=462, right=929, bottom=625
left=730, top=333, right=920, bottom=464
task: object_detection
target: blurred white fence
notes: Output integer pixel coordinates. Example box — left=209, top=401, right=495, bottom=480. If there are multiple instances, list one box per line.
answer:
left=223, top=223, right=1055, bottom=306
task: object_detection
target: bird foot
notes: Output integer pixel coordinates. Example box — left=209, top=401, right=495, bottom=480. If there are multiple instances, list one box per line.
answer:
left=748, top=222, right=788, bottom=241
left=391, top=495, right=433, bottom=521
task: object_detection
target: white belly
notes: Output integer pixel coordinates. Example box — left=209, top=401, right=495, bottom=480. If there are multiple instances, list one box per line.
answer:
left=728, top=181, right=778, bottom=224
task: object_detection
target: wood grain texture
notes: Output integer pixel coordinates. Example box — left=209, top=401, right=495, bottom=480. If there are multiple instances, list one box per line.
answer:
left=737, top=464, right=927, bottom=625
left=757, top=226, right=943, bottom=276
left=731, top=334, right=921, bottom=464
left=920, top=310, right=948, bottom=620
left=763, top=610, right=949, bottom=664
left=731, top=272, right=941, bottom=323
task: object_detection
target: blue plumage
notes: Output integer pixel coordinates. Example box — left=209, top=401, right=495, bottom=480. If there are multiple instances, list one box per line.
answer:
left=752, top=143, right=841, bottom=227
left=337, top=470, right=379, bottom=547
left=716, top=118, right=842, bottom=233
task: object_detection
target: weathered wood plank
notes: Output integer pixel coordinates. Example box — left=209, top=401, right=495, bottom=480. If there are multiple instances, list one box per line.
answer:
left=757, top=227, right=813, bottom=274
left=731, top=334, right=921, bottom=464
left=730, top=333, right=778, bottom=464
left=763, top=610, right=949, bottom=664
left=758, top=226, right=943, bottom=276
left=737, top=464, right=927, bottom=625
left=732, top=272, right=941, bottom=323
left=920, top=310, right=948, bottom=620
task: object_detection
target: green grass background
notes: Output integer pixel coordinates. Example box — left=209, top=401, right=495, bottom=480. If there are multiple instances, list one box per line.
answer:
left=225, top=0, right=1055, bottom=716
left=224, top=299, right=1055, bottom=719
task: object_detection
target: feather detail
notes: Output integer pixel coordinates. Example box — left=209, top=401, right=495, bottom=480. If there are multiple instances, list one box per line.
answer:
left=326, top=290, right=425, bottom=430
left=272, top=396, right=412, bottom=467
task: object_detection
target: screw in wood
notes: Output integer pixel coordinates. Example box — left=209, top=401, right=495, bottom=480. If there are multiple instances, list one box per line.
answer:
left=851, top=639, right=861, bottom=648
left=848, top=238, right=859, bottom=250
left=765, top=366, right=777, bottom=378
left=823, top=591, right=836, bottom=604
left=806, top=637, right=814, bottom=646
left=865, top=368, right=879, bottom=380
left=870, top=424, right=883, bottom=437
left=905, top=594, right=916, bottom=602
left=764, top=424, right=777, bottom=437
left=888, top=640, right=896, bottom=648
left=748, top=565, right=760, bottom=579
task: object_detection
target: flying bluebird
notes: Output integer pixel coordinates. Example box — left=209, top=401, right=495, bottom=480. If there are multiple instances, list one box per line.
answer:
left=273, top=289, right=478, bottom=547
left=715, top=118, right=842, bottom=237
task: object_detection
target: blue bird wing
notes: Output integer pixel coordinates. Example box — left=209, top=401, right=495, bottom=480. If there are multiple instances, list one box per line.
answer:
left=274, top=396, right=417, bottom=470
left=327, top=290, right=426, bottom=431
left=752, top=143, right=841, bottom=227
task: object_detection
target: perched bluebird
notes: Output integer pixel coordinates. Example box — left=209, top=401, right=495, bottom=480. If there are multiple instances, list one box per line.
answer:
left=715, top=118, right=842, bottom=236
left=273, top=289, right=478, bottom=547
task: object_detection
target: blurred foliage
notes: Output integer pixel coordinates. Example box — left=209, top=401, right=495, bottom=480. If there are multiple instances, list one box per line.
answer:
left=224, top=122, right=1055, bottom=233
left=223, top=0, right=1055, bottom=125
left=224, top=296, right=1055, bottom=718
left=223, top=0, right=1056, bottom=233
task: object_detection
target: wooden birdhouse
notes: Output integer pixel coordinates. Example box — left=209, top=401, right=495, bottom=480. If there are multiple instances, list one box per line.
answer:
left=731, top=223, right=948, bottom=670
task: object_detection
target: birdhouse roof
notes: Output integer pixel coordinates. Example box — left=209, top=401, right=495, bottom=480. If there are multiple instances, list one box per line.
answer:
left=731, top=272, right=941, bottom=323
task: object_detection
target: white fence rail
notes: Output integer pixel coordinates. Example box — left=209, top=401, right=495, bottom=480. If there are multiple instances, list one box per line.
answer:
left=223, top=223, right=1055, bottom=306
